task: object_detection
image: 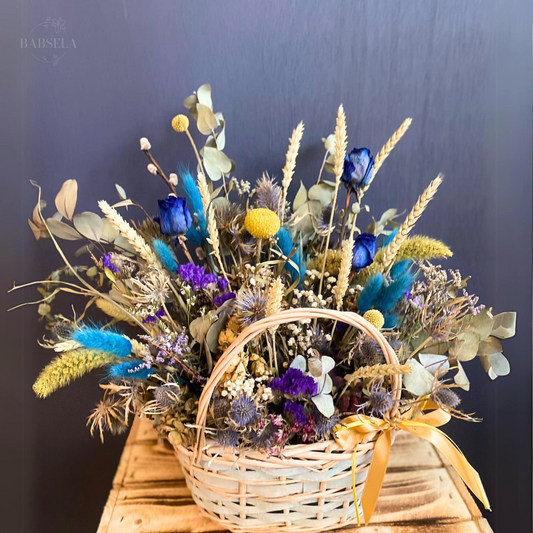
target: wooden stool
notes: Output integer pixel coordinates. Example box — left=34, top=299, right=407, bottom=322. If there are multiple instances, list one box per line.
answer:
left=97, top=418, right=493, bottom=532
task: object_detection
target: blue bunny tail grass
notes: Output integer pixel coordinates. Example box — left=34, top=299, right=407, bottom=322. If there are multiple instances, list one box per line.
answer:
left=71, top=327, right=132, bottom=358
left=186, top=227, right=202, bottom=244
left=383, top=312, right=399, bottom=329
left=390, top=260, right=412, bottom=278
left=374, top=271, right=415, bottom=313
left=357, top=273, right=385, bottom=313
left=107, top=360, right=153, bottom=380
left=276, top=228, right=303, bottom=287
left=152, top=239, right=178, bottom=273
left=178, top=165, right=207, bottom=240
left=383, top=228, right=399, bottom=247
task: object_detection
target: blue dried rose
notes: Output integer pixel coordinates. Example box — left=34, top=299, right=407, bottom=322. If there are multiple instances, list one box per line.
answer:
left=156, top=196, right=192, bottom=235
left=342, top=148, right=374, bottom=192
left=352, top=233, right=377, bottom=271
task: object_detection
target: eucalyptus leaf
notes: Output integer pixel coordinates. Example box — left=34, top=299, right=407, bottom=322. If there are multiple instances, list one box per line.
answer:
left=418, top=353, right=449, bottom=376
left=491, top=312, right=517, bottom=339
left=101, top=218, right=119, bottom=243
left=55, top=179, right=78, bottom=220
left=488, top=352, right=510, bottom=376
left=46, top=218, right=81, bottom=240
left=183, top=93, right=199, bottom=120
left=322, top=134, right=335, bottom=154
left=449, top=331, right=480, bottom=362
left=115, top=184, right=127, bottom=201
left=112, top=199, right=134, bottom=209
left=403, top=359, right=434, bottom=396
left=214, top=112, right=226, bottom=150
left=202, top=147, right=232, bottom=181
left=477, top=336, right=503, bottom=356
left=308, top=183, right=335, bottom=206
left=73, top=212, right=103, bottom=242
left=293, top=182, right=308, bottom=211
left=189, top=314, right=213, bottom=344
left=469, top=309, right=494, bottom=340
left=114, top=235, right=136, bottom=255
left=197, top=83, right=213, bottom=110
left=454, top=361, right=470, bottom=391
left=311, top=393, right=335, bottom=417
left=196, top=103, right=219, bottom=135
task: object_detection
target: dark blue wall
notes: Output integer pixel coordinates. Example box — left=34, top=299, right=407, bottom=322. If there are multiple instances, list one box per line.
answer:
left=2, top=1, right=532, bottom=532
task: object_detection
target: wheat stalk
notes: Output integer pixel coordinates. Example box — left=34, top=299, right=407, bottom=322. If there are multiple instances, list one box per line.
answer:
left=280, top=121, right=304, bottom=220
left=206, top=206, right=228, bottom=281
left=346, top=363, right=412, bottom=382
left=381, top=174, right=443, bottom=270
left=196, top=171, right=210, bottom=218
left=318, top=105, right=347, bottom=296
left=266, top=277, right=284, bottom=333
left=98, top=200, right=161, bottom=267
left=335, top=236, right=354, bottom=310
left=363, top=117, right=412, bottom=193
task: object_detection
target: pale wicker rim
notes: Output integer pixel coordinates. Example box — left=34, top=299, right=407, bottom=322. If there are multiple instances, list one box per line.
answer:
left=193, top=308, right=400, bottom=461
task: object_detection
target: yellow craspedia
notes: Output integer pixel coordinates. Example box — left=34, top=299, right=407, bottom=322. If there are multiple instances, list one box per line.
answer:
left=244, top=208, right=281, bottom=239
left=171, top=114, right=189, bottom=133
left=363, top=309, right=385, bottom=330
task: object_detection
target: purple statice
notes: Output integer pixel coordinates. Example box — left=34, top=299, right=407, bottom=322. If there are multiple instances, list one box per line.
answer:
left=270, top=368, right=318, bottom=397
left=214, top=292, right=236, bottom=307
left=102, top=253, right=119, bottom=273
left=217, top=277, right=229, bottom=291
left=155, top=308, right=166, bottom=318
left=177, top=262, right=221, bottom=290
left=142, top=315, right=157, bottom=324
left=284, top=400, right=306, bottom=425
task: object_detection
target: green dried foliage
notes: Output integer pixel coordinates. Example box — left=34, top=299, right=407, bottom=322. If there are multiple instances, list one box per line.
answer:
left=33, top=349, right=116, bottom=398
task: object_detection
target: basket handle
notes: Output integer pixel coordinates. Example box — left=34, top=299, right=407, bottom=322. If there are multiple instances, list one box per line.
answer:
left=193, top=308, right=401, bottom=460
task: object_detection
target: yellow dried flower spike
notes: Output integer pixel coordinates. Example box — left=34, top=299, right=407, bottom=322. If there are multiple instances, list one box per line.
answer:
left=171, top=114, right=189, bottom=133
left=363, top=309, right=385, bottom=330
left=244, top=208, right=281, bottom=239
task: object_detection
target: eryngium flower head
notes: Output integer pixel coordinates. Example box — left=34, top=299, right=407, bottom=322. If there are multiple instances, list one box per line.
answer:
left=433, top=388, right=461, bottom=410
left=236, top=288, right=268, bottom=327
left=249, top=422, right=278, bottom=449
left=229, top=395, right=258, bottom=425
left=351, top=336, right=385, bottom=367
left=270, top=368, right=318, bottom=397
left=342, top=147, right=374, bottom=192
left=153, top=384, right=181, bottom=408
left=156, top=196, right=192, bottom=235
left=254, top=173, right=282, bottom=215
left=217, top=428, right=240, bottom=448
left=313, top=408, right=339, bottom=438
left=213, top=396, right=231, bottom=419
left=352, top=233, right=377, bottom=271
left=367, top=391, right=393, bottom=417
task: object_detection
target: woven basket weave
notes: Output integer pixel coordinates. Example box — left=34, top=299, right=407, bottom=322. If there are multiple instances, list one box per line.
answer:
left=173, top=308, right=402, bottom=532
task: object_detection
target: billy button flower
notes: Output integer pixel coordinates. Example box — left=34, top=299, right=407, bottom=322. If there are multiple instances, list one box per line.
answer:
left=156, top=195, right=192, bottom=235
left=352, top=232, right=377, bottom=271
left=171, top=114, right=190, bottom=133
left=342, top=147, right=374, bottom=192
left=244, top=208, right=281, bottom=240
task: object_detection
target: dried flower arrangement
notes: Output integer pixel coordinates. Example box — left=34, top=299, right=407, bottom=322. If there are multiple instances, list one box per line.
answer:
left=15, top=84, right=516, bottom=530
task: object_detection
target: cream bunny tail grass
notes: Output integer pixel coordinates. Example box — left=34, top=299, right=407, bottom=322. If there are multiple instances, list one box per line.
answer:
left=335, top=237, right=354, bottom=310
left=363, top=117, right=413, bottom=192
left=381, top=174, right=443, bottom=270
left=98, top=201, right=161, bottom=267
left=281, top=121, right=305, bottom=220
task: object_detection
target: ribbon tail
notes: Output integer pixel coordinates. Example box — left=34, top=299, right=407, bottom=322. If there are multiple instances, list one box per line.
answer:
left=403, top=424, right=491, bottom=511
left=361, top=429, right=393, bottom=525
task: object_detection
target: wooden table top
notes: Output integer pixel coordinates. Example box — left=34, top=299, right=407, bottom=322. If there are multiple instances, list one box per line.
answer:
left=97, top=418, right=492, bottom=533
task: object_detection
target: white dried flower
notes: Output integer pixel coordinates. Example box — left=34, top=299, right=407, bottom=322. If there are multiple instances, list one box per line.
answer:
left=169, top=173, right=178, bottom=186
left=147, top=163, right=158, bottom=175
left=139, top=137, right=151, bottom=150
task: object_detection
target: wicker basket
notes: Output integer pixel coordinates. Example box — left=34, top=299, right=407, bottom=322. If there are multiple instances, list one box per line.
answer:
left=173, top=308, right=402, bottom=532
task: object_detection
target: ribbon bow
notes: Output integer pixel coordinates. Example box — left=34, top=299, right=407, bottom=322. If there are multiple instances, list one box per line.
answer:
left=334, top=404, right=490, bottom=526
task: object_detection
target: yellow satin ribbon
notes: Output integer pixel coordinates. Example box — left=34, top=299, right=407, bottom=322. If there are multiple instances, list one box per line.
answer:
left=334, top=404, right=490, bottom=526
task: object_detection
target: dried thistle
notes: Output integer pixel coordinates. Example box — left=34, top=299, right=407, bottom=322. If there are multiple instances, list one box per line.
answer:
left=87, top=395, right=128, bottom=442
left=255, top=173, right=282, bottom=215
left=381, top=174, right=443, bottom=270
left=281, top=121, right=304, bottom=220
